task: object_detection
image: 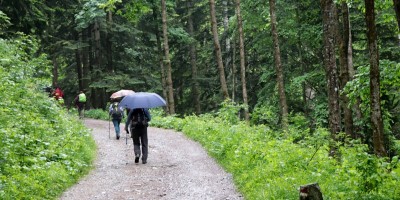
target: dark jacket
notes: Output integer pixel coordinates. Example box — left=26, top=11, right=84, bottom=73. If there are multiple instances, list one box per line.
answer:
left=125, top=108, right=151, bottom=128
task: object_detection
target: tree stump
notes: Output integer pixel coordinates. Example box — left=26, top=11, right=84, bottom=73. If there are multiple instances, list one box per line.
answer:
left=299, top=183, right=323, bottom=200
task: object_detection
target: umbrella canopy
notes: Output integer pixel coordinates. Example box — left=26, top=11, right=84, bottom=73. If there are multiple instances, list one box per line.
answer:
left=119, top=92, right=166, bottom=109
left=110, top=89, right=135, bottom=100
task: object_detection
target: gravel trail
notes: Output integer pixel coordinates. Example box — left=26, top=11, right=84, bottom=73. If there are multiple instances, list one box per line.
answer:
left=59, top=119, right=244, bottom=200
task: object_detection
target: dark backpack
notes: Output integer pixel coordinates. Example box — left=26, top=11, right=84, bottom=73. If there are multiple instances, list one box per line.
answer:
left=111, top=103, right=123, bottom=119
left=131, top=108, right=148, bottom=128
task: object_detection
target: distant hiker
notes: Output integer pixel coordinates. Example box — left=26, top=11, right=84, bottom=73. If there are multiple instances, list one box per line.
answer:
left=125, top=108, right=151, bottom=164
left=52, top=86, right=65, bottom=106
left=109, top=102, right=124, bottom=140
left=52, top=85, right=64, bottom=100
left=74, top=91, right=86, bottom=119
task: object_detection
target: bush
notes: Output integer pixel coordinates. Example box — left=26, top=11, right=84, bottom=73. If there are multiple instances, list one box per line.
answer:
left=153, top=102, right=400, bottom=199
left=85, top=108, right=110, bottom=120
left=0, top=36, right=96, bottom=199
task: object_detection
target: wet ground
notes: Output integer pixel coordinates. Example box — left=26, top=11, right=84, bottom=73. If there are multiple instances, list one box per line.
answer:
left=59, top=119, right=243, bottom=200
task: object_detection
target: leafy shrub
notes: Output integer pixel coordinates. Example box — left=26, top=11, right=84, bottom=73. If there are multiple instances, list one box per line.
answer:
left=153, top=102, right=400, bottom=199
left=85, top=108, right=110, bottom=120
left=344, top=60, right=400, bottom=140
left=0, top=37, right=96, bottom=199
left=250, top=105, right=280, bottom=128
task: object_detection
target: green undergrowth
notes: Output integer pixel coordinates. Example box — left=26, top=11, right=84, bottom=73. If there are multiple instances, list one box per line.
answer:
left=0, top=37, right=96, bottom=199
left=149, top=107, right=400, bottom=199
left=85, top=108, right=111, bottom=120
left=85, top=106, right=400, bottom=199
left=0, top=75, right=96, bottom=199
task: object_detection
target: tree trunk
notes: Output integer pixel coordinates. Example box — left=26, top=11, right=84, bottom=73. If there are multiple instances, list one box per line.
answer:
left=338, top=2, right=354, bottom=138
left=153, top=3, right=169, bottom=114
left=232, top=34, right=237, bottom=101
left=344, top=3, right=363, bottom=137
left=269, top=0, right=288, bottom=130
left=235, top=0, right=250, bottom=122
left=52, top=55, right=59, bottom=87
left=106, top=11, right=113, bottom=73
left=187, top=0, right=201, bottom=114
left=84, top=26, right=91, bottom=108
left=161, top=0, right=175, bottom=114
left=321, top=0, right=341, bottom=155
left=223, top=0, right=232, bottom=98
left=209, top=0, right=230, bottom=99
left=94, top=20, right=106, bottom=108
left=393, top=0, right=400, bottom=46
left=393, top=0, right=400, bottom=31
left=75, top=31, right=83, bottom=92
left=365, top=0, right=387, bottom=157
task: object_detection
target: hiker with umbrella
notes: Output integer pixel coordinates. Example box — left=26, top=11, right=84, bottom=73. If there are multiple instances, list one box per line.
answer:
left=109, top=90, right=135, bottom=139
left=109, top=101, right=124, bottom=140
left=121, top=92, right=166, bottom=164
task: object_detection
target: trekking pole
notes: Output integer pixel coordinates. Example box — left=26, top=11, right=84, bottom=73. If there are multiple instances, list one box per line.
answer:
left=126, top=130, right=128, bottom=145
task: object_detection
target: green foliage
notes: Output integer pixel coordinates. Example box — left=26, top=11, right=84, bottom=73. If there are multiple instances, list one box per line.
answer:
left=119, top=0, right=152, bottom=24
left=0, top=11, right=11, bottom=34
left=214, top=100, right=245, bottom=125
left=75, top=0, right=107, bottom=30
left=0, top=35, right=52, bottom=83
left=344, top=60, right=400, bottom=138
left=85, top=108, right=110, bottom=120
left=0, top=37, right=96, bottom=199
left=153, top=103, right=400, bottom=199
left=250, top=105, right=280, bottom=128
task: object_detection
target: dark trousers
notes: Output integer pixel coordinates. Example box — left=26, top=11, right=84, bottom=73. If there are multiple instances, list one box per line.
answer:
left=77, top=103, right=85, bottom=119
left=131, top=126, right=148, bottom=161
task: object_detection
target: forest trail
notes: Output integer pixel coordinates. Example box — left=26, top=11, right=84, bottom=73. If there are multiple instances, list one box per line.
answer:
left=59, top=119, right=243, bottom=200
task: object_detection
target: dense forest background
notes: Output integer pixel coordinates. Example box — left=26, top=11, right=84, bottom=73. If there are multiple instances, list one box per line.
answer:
left=1, top=0, right=399, bottom=158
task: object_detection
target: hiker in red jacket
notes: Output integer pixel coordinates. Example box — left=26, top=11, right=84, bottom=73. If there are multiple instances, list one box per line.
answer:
left=52, top=86, right=64, bottom=100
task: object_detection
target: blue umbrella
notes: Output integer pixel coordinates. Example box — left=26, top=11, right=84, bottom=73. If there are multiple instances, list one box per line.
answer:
left=119, top=92, right=167, bottom=109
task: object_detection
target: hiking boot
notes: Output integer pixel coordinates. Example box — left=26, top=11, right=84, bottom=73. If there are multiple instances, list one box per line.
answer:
left=116, top=135, right=120, bottom=140
left=142, top=160, right=147, bottom=164
left=135, top=156, right=139, bottom=163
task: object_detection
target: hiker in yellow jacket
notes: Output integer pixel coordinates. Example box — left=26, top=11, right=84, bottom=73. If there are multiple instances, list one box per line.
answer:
left=74, top=91, right=86, bottom=119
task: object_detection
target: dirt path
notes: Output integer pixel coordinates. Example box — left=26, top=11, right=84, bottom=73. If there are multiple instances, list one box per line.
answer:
left=60, top=119, right=243, bottom=200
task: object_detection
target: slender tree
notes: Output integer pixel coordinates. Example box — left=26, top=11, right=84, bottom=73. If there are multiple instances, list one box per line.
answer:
left=338, top=2, right=354, bottom=138
left=161, top=0, right=175, bottom=114
left=394, top=0, right=400, bottom=46
left=52, top=56, right=59, bottom=87
left=269, top=0, right=288, bottom=130
left=152, top=2, right=169, bottom=114
left=346, top=13, right=364, bottom=138
left=394, top=0, right=400, bottom=30
left=235, top=0, right=250, bottom=121
left=75, top=32, right=84, bottom=91
left=365, top=0, right=387, bottom=157
left=209, top=0, right=230, bottom=99
left=321, top=0, right=341, bottom=155
left=223, top=0, right=232, bottom=99
left=340, top=2, right=363, bottom=138
left=105, top=11, right=113, bottom=73
left=187, top=0, right=201, bottom=114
